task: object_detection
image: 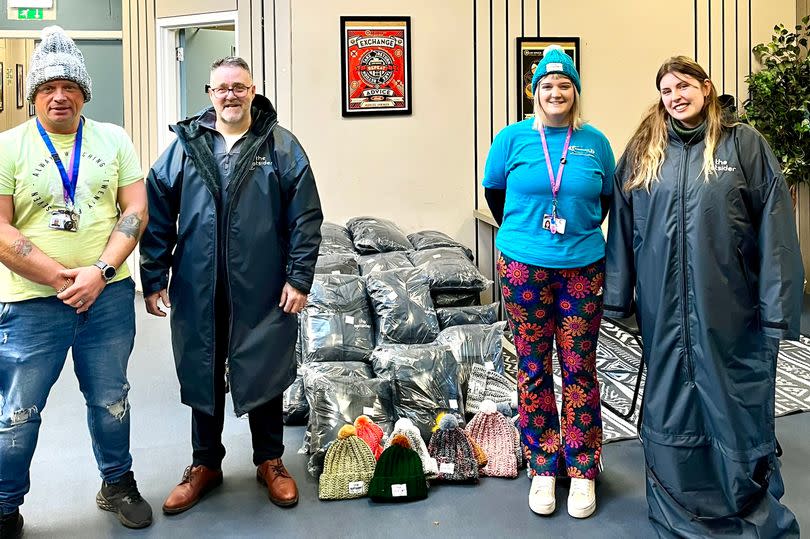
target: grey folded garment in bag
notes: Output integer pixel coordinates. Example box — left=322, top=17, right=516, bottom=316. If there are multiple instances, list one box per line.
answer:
left=436, top=303, right=499, bottom=329
left=371, top=342, right=464, bottom=443
left=300, top=274, right=375, bottom=358
left=319, top=221, right=355, bottom=255
left=358, top=251, right=414, bottom=276
left=407, top=229, right=474, bottom=261
left=366, top=268, right=440, bottom=345
left=346, top=216, right=413, bottom=254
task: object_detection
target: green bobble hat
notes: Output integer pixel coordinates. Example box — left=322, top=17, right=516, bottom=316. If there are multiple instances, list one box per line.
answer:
left=318, top=425, right=377, bottom=500
left=368, top=434, right=429, bottom=502
left=531, top=44, right=581, bottom=95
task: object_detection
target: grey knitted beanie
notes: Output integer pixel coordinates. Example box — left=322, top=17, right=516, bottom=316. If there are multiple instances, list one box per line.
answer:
left=427, top=414, right=479, bottom=482
left=26, top=26, right=92, bottom=103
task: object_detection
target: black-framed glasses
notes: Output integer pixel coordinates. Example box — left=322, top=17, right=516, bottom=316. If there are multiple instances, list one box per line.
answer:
left=205, top=84, right=251, bottom=98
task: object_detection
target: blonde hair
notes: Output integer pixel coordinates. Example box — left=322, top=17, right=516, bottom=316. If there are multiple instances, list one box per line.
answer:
left=624, top=56, right=736, bottom=191
left=532, top=74, right=585, bottom=131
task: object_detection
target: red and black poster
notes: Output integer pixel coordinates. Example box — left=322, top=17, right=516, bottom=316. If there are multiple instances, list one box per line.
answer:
left=340, top=16, right=412, bottom=117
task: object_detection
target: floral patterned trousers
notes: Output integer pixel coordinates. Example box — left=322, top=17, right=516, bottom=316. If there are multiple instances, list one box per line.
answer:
left=498, top=253, right=604, bottom=479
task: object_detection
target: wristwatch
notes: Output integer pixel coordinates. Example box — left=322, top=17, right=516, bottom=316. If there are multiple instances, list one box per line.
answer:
left=94, top=260, right=117, bottom=282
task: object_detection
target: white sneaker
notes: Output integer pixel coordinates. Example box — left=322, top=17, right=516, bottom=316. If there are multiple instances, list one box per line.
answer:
left=567, top=478, right=596, bottom=518
left=529, top=475, right=556, bottom=515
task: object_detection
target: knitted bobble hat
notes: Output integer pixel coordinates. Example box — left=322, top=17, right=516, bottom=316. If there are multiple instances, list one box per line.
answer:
left=531, top=44, right=581, bottom=95
left=27, top=26, right=92, bottom=103
left=368, top=434, right=429, bottom=502
left=318, top=425, right=377, bottom=500
left=466, top=400, right=519, bottom=478
left=386, top=417, right=439, bottom=477
left=427, top=414, right=479, bottom=482
left=354, top=415, right=384, bottom=460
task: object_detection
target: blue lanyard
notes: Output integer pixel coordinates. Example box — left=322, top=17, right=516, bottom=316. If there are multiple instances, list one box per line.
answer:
left=36, top=117, right=83, bottom=208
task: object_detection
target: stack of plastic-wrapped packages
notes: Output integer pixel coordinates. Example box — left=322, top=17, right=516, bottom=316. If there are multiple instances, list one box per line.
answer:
left=280, top=217, right=518, bottom=479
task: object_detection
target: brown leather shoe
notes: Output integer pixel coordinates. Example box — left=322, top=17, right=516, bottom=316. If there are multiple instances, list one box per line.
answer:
left=256, top=458, right=298, bottom=507
left=162, top=465, right=223, bottom=515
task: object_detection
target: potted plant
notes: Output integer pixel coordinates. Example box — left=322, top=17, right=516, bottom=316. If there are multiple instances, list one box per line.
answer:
left=743, top=15, right=810, bottom=196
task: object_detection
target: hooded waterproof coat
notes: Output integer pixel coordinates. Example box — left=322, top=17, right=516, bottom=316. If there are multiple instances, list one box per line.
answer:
left=140, top=95, right=323, bottom=416
left=605, top=122, right=802, bottom=538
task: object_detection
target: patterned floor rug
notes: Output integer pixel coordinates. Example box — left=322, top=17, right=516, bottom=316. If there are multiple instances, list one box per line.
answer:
left=502, top=320, right=810, bottom=443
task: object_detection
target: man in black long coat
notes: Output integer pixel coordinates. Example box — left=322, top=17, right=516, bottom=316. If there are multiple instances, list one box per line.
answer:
left=140, top=56, right=322, bottom=514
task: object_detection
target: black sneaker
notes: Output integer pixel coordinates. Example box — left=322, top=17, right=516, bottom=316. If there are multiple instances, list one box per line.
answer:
left=96, top=471, right=153, bottom=529
left=0, top=510, right=23, bottom=539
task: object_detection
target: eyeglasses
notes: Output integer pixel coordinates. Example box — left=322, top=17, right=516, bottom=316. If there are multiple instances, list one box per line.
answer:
left=205, top=84, right=252, bottom=98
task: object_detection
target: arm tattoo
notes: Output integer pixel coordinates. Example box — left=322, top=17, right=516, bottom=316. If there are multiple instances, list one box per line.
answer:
left=116, top=213, right=143, bottom=239
left=11, top=237, right=33, bottom=257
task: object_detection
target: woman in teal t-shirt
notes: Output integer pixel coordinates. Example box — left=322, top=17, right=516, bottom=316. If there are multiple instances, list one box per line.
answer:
left=482, top=45, right=615, bottom=519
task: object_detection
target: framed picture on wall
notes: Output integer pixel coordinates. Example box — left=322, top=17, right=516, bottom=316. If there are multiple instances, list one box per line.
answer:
left=15, top=64, right=24, bottom=109
left=515, top=37, right=579, bottom=121
left=0, top=62, right=4, bottom=113
left=340, top=16, right=412, bottom=117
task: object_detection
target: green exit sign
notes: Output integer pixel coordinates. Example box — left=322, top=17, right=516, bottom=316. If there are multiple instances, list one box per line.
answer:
left=17, top=8, right=43, bottom=20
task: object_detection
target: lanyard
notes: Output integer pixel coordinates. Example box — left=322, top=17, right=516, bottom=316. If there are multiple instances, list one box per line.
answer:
left=36, top=117, right=83, bottom=209
left=539, top=124, right=573, bottom=216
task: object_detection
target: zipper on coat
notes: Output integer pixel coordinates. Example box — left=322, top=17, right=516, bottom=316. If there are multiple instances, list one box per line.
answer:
left=221, top=125, right=277, bottom=395
left=678, top=145, right=695, bottom=383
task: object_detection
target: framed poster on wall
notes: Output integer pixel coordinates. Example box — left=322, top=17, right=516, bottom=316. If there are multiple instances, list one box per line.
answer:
left=340, top=16, right=412, bottom=117
left=515, top=37, right=579, bottom=121
left=15, top=64, right=24, bottom=109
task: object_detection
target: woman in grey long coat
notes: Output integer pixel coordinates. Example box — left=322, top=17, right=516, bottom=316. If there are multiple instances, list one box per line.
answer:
left=605, top=56, right=802, bottom=538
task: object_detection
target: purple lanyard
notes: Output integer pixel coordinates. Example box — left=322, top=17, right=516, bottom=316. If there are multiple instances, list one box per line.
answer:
left=539, top=125, right=573, bottom=216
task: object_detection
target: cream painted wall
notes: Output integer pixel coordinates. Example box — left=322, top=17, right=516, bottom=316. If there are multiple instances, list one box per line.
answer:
left=290, top=0, right=476, bottom=248
left=541, top=0, right=692, bottom=155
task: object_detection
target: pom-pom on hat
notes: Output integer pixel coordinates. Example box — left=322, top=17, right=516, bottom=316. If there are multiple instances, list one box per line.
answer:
left=368, top=434, right=429, bottom=502
left=27, top=26, right=92, bottom=103
left=354, top=415, right=384, bottom=460
left=427, top=413, right=479, bottom=482
left=531, top=44, right=581, bottom=95
left=466, top=400, right=519, bottom=478
left=386, top=417, right=439, bottom=477
left=318, top=424, right=377, bottom=500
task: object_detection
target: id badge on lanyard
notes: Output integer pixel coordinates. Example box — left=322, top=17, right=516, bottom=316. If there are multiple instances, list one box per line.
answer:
left=539, top=125, right=572, bottom=235
left=37, top=118, right=83, bottom=232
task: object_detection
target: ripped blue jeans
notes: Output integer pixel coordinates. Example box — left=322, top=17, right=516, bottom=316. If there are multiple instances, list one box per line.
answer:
left=0, top=279, right=136, bottom=515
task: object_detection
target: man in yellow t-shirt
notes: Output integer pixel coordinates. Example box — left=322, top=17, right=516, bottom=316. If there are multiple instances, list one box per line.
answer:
left=0, top=26, right=152, bottom=537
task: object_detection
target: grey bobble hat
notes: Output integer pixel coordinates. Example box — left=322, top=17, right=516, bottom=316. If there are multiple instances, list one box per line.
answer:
left=27, top=26, right=92, bottom=103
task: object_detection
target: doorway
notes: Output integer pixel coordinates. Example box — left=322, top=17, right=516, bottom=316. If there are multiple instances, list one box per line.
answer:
left=156, top=12, right=237, bottom=152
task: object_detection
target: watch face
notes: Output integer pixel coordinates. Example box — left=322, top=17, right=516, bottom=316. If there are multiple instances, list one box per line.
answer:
left=103, top=266, right=116, bottom=280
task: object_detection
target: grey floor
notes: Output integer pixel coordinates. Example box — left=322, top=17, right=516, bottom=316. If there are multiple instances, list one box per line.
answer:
left=17, top=294, right=810, bottom=538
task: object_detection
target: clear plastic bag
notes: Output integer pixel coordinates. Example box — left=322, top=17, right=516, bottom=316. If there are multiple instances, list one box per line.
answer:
left=365, top=268, right=440, bottom=345
left=319, top=221, right=355, bottom=255
left=431, top=290, right=481, bottom=307
left=346, top=216, right=413, bottom=254
left=303, top=372, right=394, bottom=456
left=371, top=343, right=464, bottom=442
left=358, top=251, right=414, bottom=276
left=437, top=303, right=499, bottom=329
left=300, top=361, right=375, bottom=455
left=300, top=274, right=375, bottom=358
left=436, top=322, right=507, bottom=400
left=407, top=230, right=474, bottom=261
left=408, top=247, right=490, bottom=292
left=314, top=253, right=360, bottom=276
